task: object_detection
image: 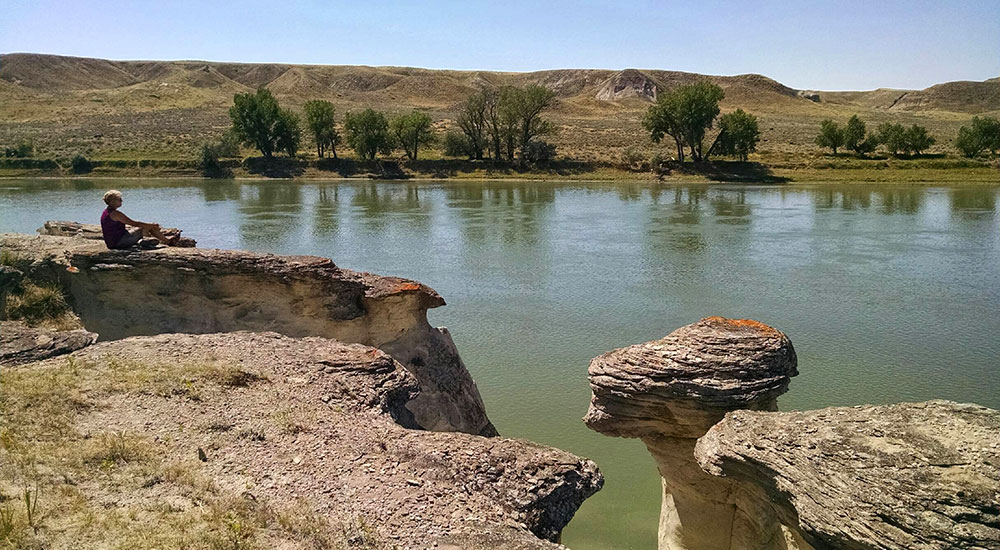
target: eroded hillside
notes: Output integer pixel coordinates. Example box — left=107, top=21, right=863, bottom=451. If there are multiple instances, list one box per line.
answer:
left=1, top=53, right=997, bottom=160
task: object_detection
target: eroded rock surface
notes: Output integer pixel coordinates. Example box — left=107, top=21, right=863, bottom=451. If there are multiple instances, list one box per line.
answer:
left=39, top=220, right=196, bottom=247
left=584, top=316, right=799, bottom=550
left=696, top=400, right=1000, bottom=550
left=0, top=233, right=495, bottom=436
left=6, top=332, right=602, bottom=548
left=0, top=321, right=98, bottom=366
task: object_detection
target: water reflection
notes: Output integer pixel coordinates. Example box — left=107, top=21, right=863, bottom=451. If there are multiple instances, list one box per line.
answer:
left=201, top=180, right=241, bottom=202
left=238, top=183, right=304, bottom=248
left=444, top=183, right=555, bottom=247
left=876, top=188, right=922, bottom=215
left=950, top=188, right=998, bottom=220
left=313, top=185, right=340, bottom=238
left=350, top=184, right=432, bottom=233
left=710, top=190, right=751, bottom=225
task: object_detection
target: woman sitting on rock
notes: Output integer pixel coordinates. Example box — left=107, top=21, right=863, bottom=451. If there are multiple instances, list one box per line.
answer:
left=100, top=189, right=178, bottom=249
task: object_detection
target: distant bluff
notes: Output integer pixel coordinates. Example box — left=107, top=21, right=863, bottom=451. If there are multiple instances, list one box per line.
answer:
left=2, top=52, right=998, bottom=114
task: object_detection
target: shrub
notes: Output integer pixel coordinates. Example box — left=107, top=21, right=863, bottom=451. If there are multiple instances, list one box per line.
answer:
left=4, top=281, right=71, bottom=324
left=2, top=139, right=34, bottom=158
left=619, top=146, right=646, bottom=170
left=522, top=139, right=556, bottom=164
left=70, top=154, right=93, bottom=174
left=443, top=131, right=475, bottom=159
left=650, top=152, right=666, bottom=173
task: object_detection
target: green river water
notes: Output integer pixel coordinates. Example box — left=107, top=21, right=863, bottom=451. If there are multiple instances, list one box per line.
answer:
left=2, top=179, right=998, bottom=549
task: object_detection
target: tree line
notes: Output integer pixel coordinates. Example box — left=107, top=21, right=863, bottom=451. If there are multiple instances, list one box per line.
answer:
left=208, top=84, right=1000, bottom=170
left=815, top=116, right=935, bottom=156
left=224, top=88, right=436, bottom=163
left=220, top=85, right=559, bottom=166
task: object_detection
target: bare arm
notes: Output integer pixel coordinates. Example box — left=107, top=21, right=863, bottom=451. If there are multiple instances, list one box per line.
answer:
left=109, top=210, right=158, bottom=230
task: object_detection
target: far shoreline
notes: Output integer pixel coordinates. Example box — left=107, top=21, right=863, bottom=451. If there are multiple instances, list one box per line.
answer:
left=2, top=162, right=998, bottom=186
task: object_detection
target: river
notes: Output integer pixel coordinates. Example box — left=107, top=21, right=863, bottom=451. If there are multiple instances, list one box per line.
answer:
left=2, top=179, right=998, bottom=549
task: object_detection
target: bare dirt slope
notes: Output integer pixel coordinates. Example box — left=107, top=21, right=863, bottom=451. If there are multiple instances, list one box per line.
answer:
left=1, top=53, right=997, bottom=160
left=0, top=331, right=602, bottom=549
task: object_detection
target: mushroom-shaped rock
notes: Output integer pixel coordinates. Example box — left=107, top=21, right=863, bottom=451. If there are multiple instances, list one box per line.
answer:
left=695, top=400, right=1000, bottom=550
left=584, top=316, right=798, bottom=550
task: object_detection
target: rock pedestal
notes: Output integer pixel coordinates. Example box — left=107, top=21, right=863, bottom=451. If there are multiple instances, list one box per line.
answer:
left=584, top=317, right=798, bottom=550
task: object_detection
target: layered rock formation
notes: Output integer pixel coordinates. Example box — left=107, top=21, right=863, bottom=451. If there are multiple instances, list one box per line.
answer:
left=39, top=220, right=196, bottom=247
left=696, top=400, right=1000, bottom=550
left=584, top=316, right=799, bottom=550
left=4, top=331, right=602, bottom=548
left=0, top=233, right=495, bottom=437
left=0, top=320, right=98, bottom=366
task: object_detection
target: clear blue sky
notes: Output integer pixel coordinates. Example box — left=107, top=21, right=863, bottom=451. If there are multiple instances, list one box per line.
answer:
left=2, top=0, right=997, bottom=91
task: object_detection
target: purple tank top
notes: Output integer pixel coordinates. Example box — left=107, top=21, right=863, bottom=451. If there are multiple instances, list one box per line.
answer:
left=101, top=208, right=127, bottom=249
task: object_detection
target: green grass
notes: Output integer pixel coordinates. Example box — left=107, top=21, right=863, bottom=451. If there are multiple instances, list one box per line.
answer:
left=4, top=282, right=71, bottom=325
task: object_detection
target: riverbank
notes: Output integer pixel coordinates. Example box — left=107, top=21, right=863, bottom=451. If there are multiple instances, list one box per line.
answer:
left=2, top=156, right=997, bottom=184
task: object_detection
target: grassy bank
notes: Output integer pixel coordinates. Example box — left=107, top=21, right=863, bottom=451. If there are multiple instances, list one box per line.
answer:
left=1, top=155, right=997, bottom=184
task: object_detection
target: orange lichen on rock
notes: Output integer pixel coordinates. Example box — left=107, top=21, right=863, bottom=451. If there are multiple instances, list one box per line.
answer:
left=394, top=282, right=424, bottom=292
left=701, top=316, right=783, bottom=336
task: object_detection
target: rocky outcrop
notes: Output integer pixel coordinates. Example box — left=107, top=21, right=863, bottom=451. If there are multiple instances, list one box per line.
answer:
left=39, top=220, right=196, bottom=247
left=696, top=400, right=1000, bottom=550
left=584, top=317, right=799, bottom=550
left=8, top=331, right=602, bottom=548
left=595, top=69, right=658, bottom=102
left=0, top=321, right=98, bottom=366
left=0, top=233, right=495, bottom=437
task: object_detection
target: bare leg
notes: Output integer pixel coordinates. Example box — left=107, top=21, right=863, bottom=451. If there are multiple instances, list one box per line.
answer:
left=141, top=226, right=177, bottom=245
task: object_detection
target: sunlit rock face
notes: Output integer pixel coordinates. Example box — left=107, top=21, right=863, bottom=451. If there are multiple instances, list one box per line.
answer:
left=0, top=233, right=496, bottom=437
left=696, top=400, right=1000, bottom=550
left=584, top=316, right=799, bottom=550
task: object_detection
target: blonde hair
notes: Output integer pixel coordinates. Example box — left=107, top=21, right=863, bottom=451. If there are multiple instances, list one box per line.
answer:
left=103, top=190, right=122, bottom=205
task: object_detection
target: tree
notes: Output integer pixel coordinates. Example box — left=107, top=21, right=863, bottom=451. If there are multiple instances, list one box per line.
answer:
left=275, top=109, right=301, bottom=157
left=876, top=122, right=907, bottom=156
left=304, top=100, right=340, bottom=159
left=644, top=81, right=725, bottom=162
left=954, top=116, right=1000, bottom=158
left=456, top=91, right=489, bottom=160
left=494, top=86, right=522, bottom=161
left=643, top=92, right=685, bottom=161
left=843, top=115, right=866, bottom=154
left=674, top=82, right=725, bottom=161
left=711, top=109, right=760, bottom=161
left=508, top=85, right=557, bottom=164
left=390, top=110, right=434, bottom=161
left=344, top=109, right=392, bottom=161
left=483, top=88, right=513, bottom=161
left=229, top=88, right=300, bottom=158
left=815, top=120, right=845, bottom=155
left=904, top=125, right=935, bottom=156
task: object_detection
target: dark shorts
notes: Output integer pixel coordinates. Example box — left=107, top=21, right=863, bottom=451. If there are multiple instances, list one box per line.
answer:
left=115, top=228, right=143, bottom=248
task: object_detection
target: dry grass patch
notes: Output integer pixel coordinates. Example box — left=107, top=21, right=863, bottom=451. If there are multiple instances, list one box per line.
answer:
left=0, top=355, right=361, bottom=550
